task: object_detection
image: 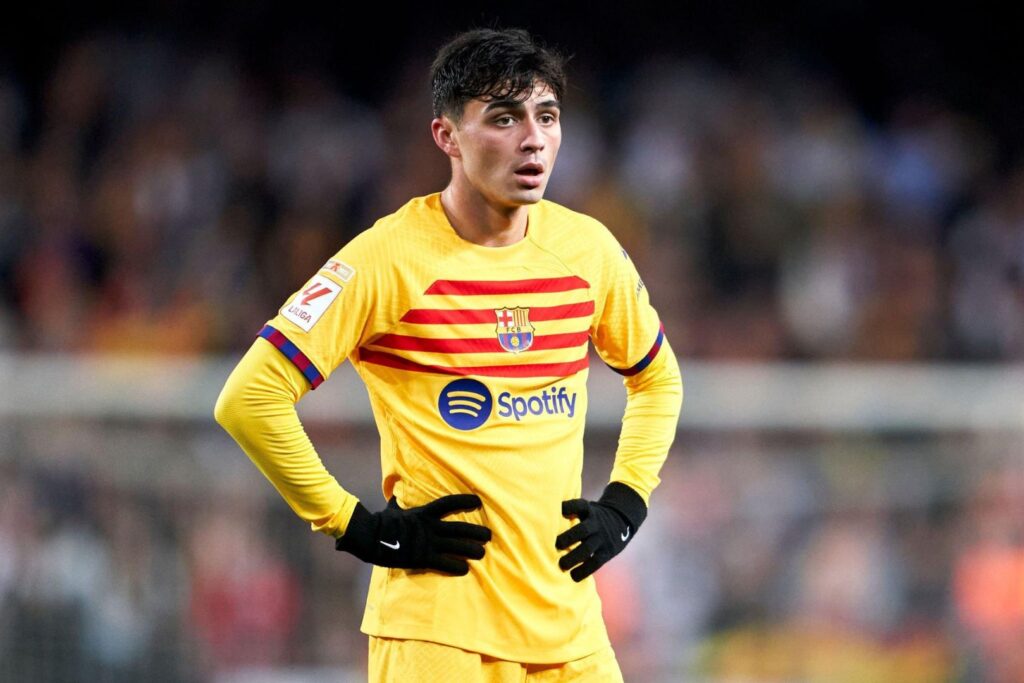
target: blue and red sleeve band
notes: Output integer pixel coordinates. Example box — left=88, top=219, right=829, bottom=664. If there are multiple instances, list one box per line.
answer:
left=608, top=323, right=665, bottom=377
left=258, top=325, right=325, bottom=389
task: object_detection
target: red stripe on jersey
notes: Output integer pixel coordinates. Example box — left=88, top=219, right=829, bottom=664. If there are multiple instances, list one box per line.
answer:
left=400, top=300, right=595, bottom=325
left=358, top=348, right=589, bottom=378
left=424, top=276, right=589, bottom=296
left=373, top=331, right=590, bottom=354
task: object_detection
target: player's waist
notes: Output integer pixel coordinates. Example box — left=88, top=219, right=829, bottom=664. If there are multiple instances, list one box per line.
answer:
left=366, top=557, right=602, bottom=648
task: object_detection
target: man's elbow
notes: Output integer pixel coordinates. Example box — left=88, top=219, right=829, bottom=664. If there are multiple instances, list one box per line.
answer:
left=213, top=381, right=240, bottom=433
left=670, top=353, right=683, bottom=394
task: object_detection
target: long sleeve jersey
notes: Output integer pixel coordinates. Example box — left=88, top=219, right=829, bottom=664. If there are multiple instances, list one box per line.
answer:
left=215, top=193, right=683, bottom=663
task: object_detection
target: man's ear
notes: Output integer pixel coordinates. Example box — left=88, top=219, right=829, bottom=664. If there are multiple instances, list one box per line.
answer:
left=431, top=116, right=461, bottom=159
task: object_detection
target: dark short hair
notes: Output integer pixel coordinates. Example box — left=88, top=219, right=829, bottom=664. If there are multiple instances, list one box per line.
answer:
left=430, top=28, right=567, bottom=120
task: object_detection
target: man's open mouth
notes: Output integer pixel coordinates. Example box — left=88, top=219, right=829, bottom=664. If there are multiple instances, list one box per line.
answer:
left=515, top=163, right=544, bottom=176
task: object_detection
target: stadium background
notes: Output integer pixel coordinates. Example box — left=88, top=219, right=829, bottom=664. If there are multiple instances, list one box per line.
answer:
left=1, top=3, right=1023, bottom=682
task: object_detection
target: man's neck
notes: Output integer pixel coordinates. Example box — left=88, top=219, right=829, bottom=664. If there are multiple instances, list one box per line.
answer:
left=440, top=184, right=529, bottom=247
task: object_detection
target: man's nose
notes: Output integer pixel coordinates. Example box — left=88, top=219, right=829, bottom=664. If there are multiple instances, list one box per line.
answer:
left=520, top=118, right=546, bottom=152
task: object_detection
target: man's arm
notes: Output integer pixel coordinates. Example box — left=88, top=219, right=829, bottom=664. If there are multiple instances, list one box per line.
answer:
left=214, top=338, right=359, bottom=536
left=557, top=340, right=682, bottom=581
left=610, top=337, right=683, bottom=502
left=215, top=338, right=492, bottom=572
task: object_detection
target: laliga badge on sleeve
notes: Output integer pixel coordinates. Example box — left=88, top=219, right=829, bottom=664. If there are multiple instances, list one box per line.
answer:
left=282, top=278, right=343, bottom=332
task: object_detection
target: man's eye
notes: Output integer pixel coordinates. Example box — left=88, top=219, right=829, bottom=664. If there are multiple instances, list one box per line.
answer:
left=539, top=114, right=557, bottom=124
left=495, top=115, right=515, bottom=126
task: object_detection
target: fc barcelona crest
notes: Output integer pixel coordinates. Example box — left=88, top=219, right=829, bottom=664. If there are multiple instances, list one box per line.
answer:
left=495, top=307, right=535, bottom=353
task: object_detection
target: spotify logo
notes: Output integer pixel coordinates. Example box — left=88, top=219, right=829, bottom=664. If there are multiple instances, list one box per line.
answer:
left=438, top=378, right=493, bottom=430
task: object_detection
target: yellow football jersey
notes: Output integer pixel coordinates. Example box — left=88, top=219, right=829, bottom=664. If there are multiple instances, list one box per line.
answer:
left=262, top=193, right=668, bottom=663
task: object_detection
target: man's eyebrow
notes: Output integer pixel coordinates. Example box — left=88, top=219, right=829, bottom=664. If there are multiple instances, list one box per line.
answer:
left=482, top=98, right=562, bottom=112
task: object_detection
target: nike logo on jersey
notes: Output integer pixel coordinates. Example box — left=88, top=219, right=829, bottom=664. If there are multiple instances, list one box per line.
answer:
left=380, top=539, right=400, bottom=550
left=621, top=527, right=631, bottom=542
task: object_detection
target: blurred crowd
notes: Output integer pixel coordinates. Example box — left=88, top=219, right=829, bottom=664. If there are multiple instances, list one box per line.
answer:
left=0, top=33, right=1022, bottom=360
left=3, top=28, right=1024, bottom=683
left=0, top=420, right=370, bottom=683
left=1, top=423, right=1022, bottom=682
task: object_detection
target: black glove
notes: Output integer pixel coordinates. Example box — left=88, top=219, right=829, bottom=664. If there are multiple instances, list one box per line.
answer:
left=335, top=494, right=491, bottom=575
left=556, top=482, right=647, bottom=582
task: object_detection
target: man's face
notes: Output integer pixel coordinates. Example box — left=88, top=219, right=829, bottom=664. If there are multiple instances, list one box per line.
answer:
left=446, top=83, right=562, bottom=209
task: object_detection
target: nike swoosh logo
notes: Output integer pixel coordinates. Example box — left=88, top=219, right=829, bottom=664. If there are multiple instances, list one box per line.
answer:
left=380, top=539, right=400, bottom=550
left=621, top=527, right=631, bottom=542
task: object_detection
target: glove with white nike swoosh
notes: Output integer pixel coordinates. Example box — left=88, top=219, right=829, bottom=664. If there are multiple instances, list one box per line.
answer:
left=335, top=494, right=491, bottom=575
left=556, top=482, right=647, bottom=582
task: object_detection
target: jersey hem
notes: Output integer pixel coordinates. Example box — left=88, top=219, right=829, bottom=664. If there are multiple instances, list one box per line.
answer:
left=359, top=622, right=611, bottom=665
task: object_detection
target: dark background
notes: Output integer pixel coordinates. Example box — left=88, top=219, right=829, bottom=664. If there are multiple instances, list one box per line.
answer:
left=4, top=2, right=1023, bottom=159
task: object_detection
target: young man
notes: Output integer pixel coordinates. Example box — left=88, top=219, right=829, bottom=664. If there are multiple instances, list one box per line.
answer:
left=215, top=28, right=682, bottom=682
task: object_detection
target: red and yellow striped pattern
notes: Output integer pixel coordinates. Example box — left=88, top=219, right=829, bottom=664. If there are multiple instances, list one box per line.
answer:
left=359, top=276, right=593, bottom=378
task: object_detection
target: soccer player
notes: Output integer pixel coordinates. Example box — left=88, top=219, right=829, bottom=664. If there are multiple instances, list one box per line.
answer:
left=215, top=28, right=682, bottom=682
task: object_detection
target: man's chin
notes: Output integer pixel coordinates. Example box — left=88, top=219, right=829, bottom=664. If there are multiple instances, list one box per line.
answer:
left=484, top=185, right=547, bottom=210
left=508, top=187, right=546, bottom=205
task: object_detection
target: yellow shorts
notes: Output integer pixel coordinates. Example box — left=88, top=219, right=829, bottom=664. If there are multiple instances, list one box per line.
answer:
left=368, top=636, right=624, bottom=683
